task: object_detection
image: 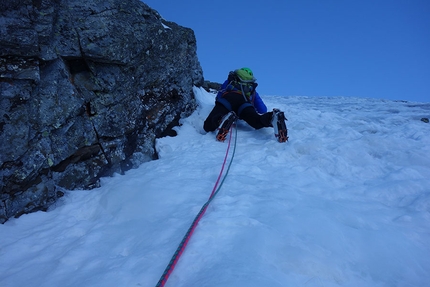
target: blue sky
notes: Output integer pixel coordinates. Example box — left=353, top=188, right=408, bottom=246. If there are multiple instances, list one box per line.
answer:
left=142, top=0, right=429, bottom=103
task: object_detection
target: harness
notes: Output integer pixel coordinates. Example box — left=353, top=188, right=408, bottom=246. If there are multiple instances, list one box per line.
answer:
left=216, top=79, right=258, bottom=117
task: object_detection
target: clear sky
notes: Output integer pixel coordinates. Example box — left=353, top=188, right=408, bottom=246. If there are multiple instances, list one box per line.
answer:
left=142, top=0, right=430, bottom=103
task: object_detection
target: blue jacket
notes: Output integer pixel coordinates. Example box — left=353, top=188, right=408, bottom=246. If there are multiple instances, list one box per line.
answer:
left=216, top=79, right=268, bottom=114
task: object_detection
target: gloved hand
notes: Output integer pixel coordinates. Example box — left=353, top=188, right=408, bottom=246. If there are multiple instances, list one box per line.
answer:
left=228, top=71, right=238, bottom=82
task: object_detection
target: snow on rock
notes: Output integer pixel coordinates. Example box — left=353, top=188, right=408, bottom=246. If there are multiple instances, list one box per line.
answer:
left=1, top=88, right=429, bottom=287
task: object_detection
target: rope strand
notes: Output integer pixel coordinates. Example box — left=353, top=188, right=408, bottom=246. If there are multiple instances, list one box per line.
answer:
left=156, top=123, right=237, bottom=287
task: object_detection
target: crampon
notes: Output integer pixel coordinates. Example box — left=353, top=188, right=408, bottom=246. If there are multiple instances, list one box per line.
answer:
left=272, top=109, right=289, bottom=143
left=216, top=111, right=237, bottom=142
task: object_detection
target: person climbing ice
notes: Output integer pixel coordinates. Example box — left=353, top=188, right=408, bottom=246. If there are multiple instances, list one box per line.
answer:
left=203, top=67, right=288, bottom=142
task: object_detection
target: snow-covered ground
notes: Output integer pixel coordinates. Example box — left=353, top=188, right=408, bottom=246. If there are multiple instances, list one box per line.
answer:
left=1, top=88, right=430, bottom=287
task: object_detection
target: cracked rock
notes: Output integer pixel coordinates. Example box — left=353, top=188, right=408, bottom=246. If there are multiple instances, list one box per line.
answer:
left=0, top=0, right=204, bottom=223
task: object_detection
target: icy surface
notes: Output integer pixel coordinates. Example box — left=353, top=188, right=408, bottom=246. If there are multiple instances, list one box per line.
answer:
left=1, top=88, right=429, bottom=287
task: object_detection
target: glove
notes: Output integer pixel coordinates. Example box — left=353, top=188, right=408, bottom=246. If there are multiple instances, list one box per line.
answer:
left=227, top=71, right=238, bottom=82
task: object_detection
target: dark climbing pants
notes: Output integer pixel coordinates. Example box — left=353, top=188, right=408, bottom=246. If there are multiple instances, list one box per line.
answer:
left=203, top=92, right=273, bottom=132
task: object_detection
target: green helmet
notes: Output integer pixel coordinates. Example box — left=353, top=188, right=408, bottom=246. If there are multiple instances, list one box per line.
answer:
left=235, top=67, right=255, bottom=82
left=240, top=67, right=253, bottom=77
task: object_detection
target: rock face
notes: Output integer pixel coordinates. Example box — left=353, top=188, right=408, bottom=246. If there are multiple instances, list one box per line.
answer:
left=0, top=0, right=204, bottom=223
left=202, top=80, right=222, bottom=93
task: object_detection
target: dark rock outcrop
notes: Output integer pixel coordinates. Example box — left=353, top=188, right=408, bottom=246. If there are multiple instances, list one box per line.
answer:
left=0, top=0, right=204, bottom=222
left=202, top=80, right=221, bottom=93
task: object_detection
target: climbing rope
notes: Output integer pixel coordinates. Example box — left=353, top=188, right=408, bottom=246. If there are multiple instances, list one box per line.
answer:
left=155, top=123, right=238, bottom=287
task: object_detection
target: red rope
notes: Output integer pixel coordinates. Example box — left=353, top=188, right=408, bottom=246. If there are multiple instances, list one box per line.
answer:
left=208, top=128, right=234, bottom=199
left=156, top=125, right=235, bottom=287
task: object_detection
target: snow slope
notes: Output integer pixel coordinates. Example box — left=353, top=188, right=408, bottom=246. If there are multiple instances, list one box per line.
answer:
left=1, top=88, right=430, bottom=287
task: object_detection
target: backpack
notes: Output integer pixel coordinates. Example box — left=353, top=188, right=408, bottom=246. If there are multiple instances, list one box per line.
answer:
left=224, top=70, right=258, bottom=100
